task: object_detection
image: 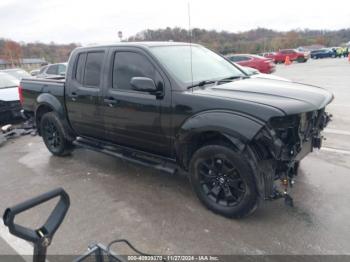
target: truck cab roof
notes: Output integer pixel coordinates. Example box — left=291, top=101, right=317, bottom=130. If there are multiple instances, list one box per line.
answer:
left=78, top=41, right=196, bottom=50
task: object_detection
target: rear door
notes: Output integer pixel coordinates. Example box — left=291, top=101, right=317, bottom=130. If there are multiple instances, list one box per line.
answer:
left=101, top=47, right=172, bottom=156
left=65, top=49, right=106, bottom=139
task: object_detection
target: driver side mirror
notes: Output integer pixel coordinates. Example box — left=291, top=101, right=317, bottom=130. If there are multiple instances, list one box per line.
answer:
left=130, top=77, right=157, bottom=93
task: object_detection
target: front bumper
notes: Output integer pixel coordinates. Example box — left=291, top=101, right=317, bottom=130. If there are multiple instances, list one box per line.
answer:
left=0, top=100, right=22, bottom=122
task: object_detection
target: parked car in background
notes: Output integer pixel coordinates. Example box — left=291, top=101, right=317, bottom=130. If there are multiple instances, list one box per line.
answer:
left=36, top=63, right=67, bottom=79
left=274, top=49, right=308, bottom=63
left=30, top=69, right=40, bottom=76
left=0, top=72, right=21, bottom=123
left=0, top=68, right=31, bottom=80
left=226, top=54, right=275, bottom=74
left=310, top=48, right=336, bottom=59
left=237, top=65, right=289, bottom=81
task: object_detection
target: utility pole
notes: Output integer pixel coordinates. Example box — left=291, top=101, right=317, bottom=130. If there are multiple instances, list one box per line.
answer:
left=118, top=31, right=123, bottom=42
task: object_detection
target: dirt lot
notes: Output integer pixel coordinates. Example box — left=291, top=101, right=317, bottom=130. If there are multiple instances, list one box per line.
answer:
left=0, top=58, right=350, bottom=257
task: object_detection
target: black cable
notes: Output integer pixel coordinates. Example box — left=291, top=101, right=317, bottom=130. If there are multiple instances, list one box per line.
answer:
left=106, top=239, right=166, bottom=262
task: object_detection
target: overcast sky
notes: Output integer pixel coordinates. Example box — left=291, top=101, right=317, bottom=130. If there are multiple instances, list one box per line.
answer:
left=1, top=0, right=349, bottom=44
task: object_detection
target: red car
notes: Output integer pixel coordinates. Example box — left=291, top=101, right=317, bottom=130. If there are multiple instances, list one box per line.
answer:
left=226, top=54, right=275, bottom=74
left=274, top=49, right=308, bottom=63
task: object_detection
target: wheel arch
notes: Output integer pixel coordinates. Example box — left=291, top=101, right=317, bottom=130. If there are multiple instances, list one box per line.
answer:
left=174, top=110, right=265, bottom=170
left=35, top=93, right=76, bottom=140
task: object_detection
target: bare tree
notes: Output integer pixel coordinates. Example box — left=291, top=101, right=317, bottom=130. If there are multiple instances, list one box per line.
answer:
left=3, top=40, right=22, bottom=67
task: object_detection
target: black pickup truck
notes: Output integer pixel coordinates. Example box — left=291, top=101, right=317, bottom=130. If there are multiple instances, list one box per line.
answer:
left=19, top=42, right=333, bottom=218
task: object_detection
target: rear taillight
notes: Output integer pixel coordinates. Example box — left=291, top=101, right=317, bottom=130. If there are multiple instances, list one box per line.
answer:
left=18, top=85, right=24, bottom=105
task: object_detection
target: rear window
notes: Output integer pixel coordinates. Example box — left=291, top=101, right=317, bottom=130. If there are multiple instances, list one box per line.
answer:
left=83, top=52, right=104, bottom=87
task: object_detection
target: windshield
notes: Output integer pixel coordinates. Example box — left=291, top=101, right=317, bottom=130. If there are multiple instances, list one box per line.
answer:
left=0, top=72, right=19, bottom=89
left=150, top=45, right=245, bottom=86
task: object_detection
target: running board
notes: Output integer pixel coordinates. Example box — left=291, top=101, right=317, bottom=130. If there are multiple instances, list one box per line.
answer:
left=73, top=138, right=178, bottom=175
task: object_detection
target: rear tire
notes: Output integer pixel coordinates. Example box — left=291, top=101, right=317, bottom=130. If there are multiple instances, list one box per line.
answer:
left=189, top=144, right=258, bottom=218
left=40, top=112, right=73, bottom=156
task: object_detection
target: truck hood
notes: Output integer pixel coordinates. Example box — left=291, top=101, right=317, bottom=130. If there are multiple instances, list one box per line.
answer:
left=0, top=87, right=19, bottom=102
left=196, top=78, right=333, bottom=115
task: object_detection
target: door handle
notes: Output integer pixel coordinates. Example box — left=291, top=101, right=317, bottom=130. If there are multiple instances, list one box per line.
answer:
left=104, top=97, right=118, bottom=107
left=71, top=92, right=78, bottom=101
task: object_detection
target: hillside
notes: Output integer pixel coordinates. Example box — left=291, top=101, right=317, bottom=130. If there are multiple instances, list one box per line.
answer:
left=128, top=27, right=350, bottom=54
left=1, top=27, right=349, bottom=66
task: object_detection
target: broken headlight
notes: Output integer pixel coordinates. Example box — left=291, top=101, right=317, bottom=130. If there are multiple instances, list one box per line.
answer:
left=269, top=115, right=299, bottom=130
left=269, top=115, right=300, bottom=143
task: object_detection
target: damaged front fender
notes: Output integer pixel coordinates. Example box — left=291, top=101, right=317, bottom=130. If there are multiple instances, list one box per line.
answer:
left=175, top=110, right=265, bottom=162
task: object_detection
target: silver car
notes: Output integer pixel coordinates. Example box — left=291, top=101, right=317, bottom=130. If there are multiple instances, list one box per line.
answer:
left=36, top=63, right=67, bottom=79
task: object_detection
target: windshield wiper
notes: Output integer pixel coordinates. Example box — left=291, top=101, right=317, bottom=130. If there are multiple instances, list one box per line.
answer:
left=219, top=75, right=249, bottom=82
left=186, top=75, right=249, bottom=89
left=186, top=80, right=216, bottom=89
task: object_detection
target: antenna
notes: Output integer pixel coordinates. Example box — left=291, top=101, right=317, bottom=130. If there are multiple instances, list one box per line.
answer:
left=188, top=1, right=194, bottom=92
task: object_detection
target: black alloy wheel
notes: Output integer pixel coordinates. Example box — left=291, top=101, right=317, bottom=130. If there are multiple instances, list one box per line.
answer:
left=40, top=112, right=73, bottom=156
left=189, top=144, right=258, bottom=218
left=43, top=120, right=61, bottom=151
left=197, top=156, right=246, bottom=207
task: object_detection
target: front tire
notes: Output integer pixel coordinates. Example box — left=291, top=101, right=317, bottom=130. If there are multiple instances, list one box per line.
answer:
left=189, top=144, right=258, bottom=218
left=40, top=112, right=73, bottom=156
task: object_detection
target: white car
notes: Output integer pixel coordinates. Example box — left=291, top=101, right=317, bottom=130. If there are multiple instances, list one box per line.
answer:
left=240, top=65, right=290, bottom=81
left=0, top=68, right=31, bottom=80
left=0, top=72, right=21, bottom=122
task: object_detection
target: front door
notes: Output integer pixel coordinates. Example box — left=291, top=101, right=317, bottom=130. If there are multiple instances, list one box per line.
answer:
left=102, top=48, right=172, bottom=157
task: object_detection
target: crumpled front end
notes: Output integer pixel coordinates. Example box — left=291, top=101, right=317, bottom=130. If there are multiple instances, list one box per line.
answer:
left=0, top=100, right=22, bottom=123
left=251, top=108, right=332, bottom=205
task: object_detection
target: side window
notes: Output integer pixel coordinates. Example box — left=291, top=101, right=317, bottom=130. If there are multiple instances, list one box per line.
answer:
left=75, top=53, right=86, bottom=84
left=83, top=52, right=104, bottom=87
left=46, top=64, right=58, bottom=75
left=113, top=52, right=155, bottom=91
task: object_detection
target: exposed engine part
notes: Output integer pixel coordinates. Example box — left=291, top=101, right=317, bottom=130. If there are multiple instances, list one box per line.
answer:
left=254, top=108, right=332, bottom=206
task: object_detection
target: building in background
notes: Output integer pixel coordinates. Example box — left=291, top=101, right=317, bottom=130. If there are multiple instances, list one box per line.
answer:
left=0, top=58, right=47, bottom=70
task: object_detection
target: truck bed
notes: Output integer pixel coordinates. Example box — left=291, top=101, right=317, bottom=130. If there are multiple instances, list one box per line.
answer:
left=20, top=78, right=65, bottom=113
